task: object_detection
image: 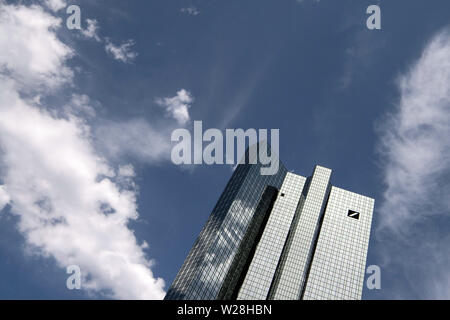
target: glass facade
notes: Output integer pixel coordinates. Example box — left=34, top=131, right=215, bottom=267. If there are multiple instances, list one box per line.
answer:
left=270, top=166, right=332, bottom=300
left=302, top=187, right=375, bottom=300
left=165, top=157, right=374, bottom=301
left=164, top=144, right=287, bottom=300
left=237, top=173, right=307, bottom=299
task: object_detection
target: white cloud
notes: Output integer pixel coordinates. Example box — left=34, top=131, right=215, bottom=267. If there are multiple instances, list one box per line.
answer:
left=95, top=119, right=172, bottom=165
left=0, top=185, right=9, bottom=211
left=378, top=30, right=450, bottom=231
left=180, top=6, right=200, bottom=16
left=82, top=19, right=101, bottom=42
left=118, top=164, right=135, bottom=178
left=377, top=29, right=450, bottom=298
left=156, top=89, right=193, bottom=125
left=0, top=81, right=165, bottom=299
left=62, top=94, right=97, bottom=118
left=44, top=0, right=67, bottom=12
left=0, top=3, right=73, bottom=90
left=105, top=39, right=138, bottom=63
left=0, top=2, right=165, bottom=299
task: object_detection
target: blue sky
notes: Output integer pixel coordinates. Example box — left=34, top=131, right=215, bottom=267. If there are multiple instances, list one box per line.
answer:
left=0, top=0, right=449, bottom=299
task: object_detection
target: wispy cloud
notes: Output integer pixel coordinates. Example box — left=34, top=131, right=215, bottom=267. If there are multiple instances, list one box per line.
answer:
left=377, top=29, right=450, bottom=298
left=156, top=89, right=193, bottom=125
left=0, top=2, right=165, bottom=299
left=105, top=39, right=138, bottom=63
left=180, top=6, right=200, bottom=16
left=82, top=18, right=101, bottom=42
left=78, top=17, right=134, bottom=60
left=339, top=31, right=386, bottom=89
left=95, top=89, right=193, bottom=166
left=0, top=185, right=9, bottom=211
left=95, top=119, right=173, bottom=165
left=43, top=0, right=67, bottom=12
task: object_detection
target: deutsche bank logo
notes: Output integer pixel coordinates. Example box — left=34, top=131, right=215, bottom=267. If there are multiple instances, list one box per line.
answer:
left=347, top=210, right=360, bottom=220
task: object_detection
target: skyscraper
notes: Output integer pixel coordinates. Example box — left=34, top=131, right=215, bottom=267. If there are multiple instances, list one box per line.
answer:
left=165, top=148, right=374, bottom=300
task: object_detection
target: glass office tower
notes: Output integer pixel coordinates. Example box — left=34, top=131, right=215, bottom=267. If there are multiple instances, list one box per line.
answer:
left=165, top=151, right=374, bottom=300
